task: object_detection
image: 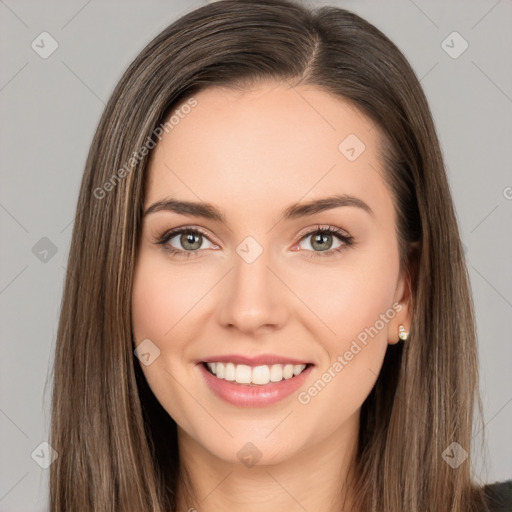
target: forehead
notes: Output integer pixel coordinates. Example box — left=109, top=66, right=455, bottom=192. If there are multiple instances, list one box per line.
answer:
left=145, top=82, right=391, bottom=222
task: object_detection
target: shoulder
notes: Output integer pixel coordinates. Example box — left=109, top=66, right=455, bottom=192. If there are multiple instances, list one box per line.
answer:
left=481, top=479, right=512, bottom=512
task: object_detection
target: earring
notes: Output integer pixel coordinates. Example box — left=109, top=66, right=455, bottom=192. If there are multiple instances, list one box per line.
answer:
left=398, top=324, right=409, bottom=341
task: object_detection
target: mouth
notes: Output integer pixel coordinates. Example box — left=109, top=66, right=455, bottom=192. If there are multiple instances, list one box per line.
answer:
left=202, top=361, right=313, bottom=386
left=198, top=359, right=315, bottom=407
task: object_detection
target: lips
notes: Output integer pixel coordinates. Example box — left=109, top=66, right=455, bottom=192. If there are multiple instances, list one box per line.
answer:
left=198, top=353, right=313, bottom=367
left=196, top=354, right=314, bottom=407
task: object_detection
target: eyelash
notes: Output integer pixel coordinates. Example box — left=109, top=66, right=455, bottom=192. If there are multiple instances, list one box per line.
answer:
left=155, top=225, right=354, bottom=260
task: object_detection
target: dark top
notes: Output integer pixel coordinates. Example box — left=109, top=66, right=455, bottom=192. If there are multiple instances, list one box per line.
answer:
left=482, top=480, right=512, bottom=511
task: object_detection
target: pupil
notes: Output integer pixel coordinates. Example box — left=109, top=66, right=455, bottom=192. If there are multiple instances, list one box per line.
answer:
left=182, top=232, right=201, bottom=250
left=313, top=233, right=331, bottom=251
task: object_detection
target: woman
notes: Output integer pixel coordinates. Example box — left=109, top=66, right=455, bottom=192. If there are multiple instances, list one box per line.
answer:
left=50, top=0, right=511, bottom=510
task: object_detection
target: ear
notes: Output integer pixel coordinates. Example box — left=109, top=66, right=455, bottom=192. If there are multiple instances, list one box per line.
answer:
left=387, top=242, right=419, bottom=345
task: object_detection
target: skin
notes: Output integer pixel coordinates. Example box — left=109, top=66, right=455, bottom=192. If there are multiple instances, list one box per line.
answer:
left=131, top=81, right=412, bottom=512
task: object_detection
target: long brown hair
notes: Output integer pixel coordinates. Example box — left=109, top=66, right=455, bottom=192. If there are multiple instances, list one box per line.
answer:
left=49, top=0, right=490, bottom=510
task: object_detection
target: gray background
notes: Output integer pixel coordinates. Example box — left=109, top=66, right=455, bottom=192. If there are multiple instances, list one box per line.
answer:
left=1, top=0, right=511, bottom=510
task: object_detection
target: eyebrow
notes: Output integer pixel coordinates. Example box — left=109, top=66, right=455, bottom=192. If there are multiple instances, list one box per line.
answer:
left=143, top=194, right=373, bottom=223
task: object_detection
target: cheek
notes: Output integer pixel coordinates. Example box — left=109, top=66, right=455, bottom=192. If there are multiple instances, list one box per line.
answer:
left=131, top=252, right=209, bottom=342
left=292, top=257, right=399, bottom=427
left=131, top=254, right=196, bottom=394
left=132, top=267, right=170, bottom=341
left=288, top=244, right=400, bottom=351
left=286, top=242, right=399, bottom=410
left=131, top=253, right=205, bottom=431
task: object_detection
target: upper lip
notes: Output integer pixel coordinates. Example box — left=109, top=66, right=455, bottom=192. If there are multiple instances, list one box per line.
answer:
left=199, top=354, right=313, bottom=367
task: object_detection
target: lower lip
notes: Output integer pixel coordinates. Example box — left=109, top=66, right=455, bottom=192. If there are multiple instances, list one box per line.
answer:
left=198, top=362, right=314, bottom=407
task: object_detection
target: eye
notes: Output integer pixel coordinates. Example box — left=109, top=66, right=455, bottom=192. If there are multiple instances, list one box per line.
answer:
left=295, top=225, right=354, bottom=258
left=156, top=227, right=217, bottom=258
left=155, top=224, right=354, bottom=259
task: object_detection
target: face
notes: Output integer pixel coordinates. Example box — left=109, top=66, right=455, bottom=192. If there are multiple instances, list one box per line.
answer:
left=131, top=81, right=411, bottom=467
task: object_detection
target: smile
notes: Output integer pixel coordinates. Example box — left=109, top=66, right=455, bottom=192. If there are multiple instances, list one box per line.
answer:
left=199, top=361, right=314, bottom=407
left=205, top=361, right=309, bottom=386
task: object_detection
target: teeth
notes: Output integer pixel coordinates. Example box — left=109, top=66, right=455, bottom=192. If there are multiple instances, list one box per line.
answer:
left=235, top=364, right=252, bottom=384
left=205, top=362, right=307, bottom=385
left=269, top=364, right=282, bottom=382
left=225, top=362, right=235, bottom=381
left=216, top=362, right=225, bottom=379
left=292, top=364, right=304, bottom=376
left=252, top=365, right=269, bottom=384
left=283, top=364, right=294, bottom=379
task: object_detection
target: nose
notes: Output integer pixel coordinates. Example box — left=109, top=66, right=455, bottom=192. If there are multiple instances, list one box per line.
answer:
left=216, top=242, right=289, bottom=335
